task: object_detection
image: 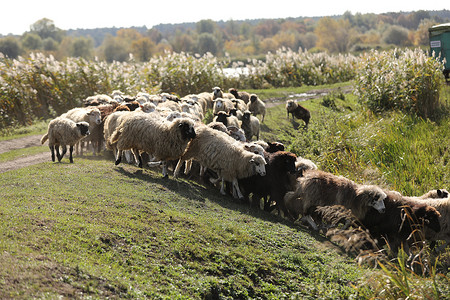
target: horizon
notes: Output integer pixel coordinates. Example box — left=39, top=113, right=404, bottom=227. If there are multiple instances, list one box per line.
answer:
left=1, top=0, right=448, bottom=36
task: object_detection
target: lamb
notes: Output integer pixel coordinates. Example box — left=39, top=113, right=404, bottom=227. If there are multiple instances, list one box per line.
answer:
left=247, top=94, right=266, bottom=122
left=40, top=117, right=90, bottom=163
left=229, top=88, right=250, bottom=104
left=286, top=100, right=311, bottom=128
left=110, top=113, right=196, bottom=177
left=213, top=111, right=240, bottom=129
left=212, top=86, right=235, bottom=100
left=238, top=151, right=297, bottom=212
left=241, top=110, right=260, bottom=141
left=173, top=124, right=266, bottom=198
left=60, top=107, right=102, bottom=156
left=212, top=98, right=235, bottom=114
left=283, top=170, right=387, bottom=231
left=360, top=191, right=441, bottom=253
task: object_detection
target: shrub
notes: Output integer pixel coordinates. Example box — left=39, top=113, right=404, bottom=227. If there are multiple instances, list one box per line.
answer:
left=354, top=48, right=445, bottom=118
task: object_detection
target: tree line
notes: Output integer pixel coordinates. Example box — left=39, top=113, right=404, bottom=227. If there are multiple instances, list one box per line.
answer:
left=0, top=10, right=449, bottom=62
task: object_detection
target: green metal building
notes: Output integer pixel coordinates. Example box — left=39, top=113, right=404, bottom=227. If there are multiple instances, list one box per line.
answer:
left=429, top=23, right=450, bottom=80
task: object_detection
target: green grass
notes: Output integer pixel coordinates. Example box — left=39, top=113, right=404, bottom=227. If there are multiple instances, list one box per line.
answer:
left=0, top=119, right=49, bottom=140
left=0, top=159, right=367, bottom=298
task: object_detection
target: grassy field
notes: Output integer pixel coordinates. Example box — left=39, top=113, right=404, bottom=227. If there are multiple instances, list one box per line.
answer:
left=1, top=83, right=449, bottom=298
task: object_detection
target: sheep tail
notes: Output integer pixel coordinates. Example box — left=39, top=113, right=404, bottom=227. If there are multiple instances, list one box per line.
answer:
left=40, top=133, right=48, bottom=144
left=109, top=127, right=123, bottom=144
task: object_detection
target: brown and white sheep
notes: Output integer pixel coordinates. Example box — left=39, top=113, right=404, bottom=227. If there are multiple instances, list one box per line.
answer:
left=360, top=191, right=442, bottom=253
left=247, top=94, right=266, bottom=122
left=110, top=114, right=196, bottom=177
left=283, top=170, right=386, bottom=230
left=173, top=124, right=266, bottom=198
left=286, top=100, right=311, bottom=128
left=229, top=88, right=250, bottom=104
left=40, top=117, right=90, bottom=163
left=241, top=110, right=260, bottom=141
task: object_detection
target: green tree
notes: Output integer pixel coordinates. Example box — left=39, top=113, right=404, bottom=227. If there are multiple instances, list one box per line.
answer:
left=30, top=18, right=64, bottom=42
left=196, top=19, right=216, bottom=34
left=22, top=33, right=43, bottom=50
left=102, top=35, right=129, bottom=62
left=382, top=25, right=410, bottom=46
left=43, top=37, right=58, bottom=51
left=0, top=37, right=21, bottom=58
left=197, top=33, right=218, bottom=55
left=71, top=36, right=94, bottom=58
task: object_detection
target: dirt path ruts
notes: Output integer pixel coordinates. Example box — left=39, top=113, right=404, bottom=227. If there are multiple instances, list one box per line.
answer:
left=0, top=135, right=48, bottom=174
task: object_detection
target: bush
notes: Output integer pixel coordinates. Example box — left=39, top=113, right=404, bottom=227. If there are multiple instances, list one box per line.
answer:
left=354, top=48, right=446, bottom=118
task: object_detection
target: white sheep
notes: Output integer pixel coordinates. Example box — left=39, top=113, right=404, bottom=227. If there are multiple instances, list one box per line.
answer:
left=241, top=110, right=260, bottom=141
left=212, top=98, right=235, bottom=114
left=247, top=94, right=266, bottom=122
left=60, top=107, right=102, bottom=156
left=135, top=102, right=157, bottom=113
left=180, top=100, right=204, bottom=120
left=212, top=86, right=235, bottom=100
left=173, top=124, right=266, bottom=198
left=40, top=117, right=90, bottom=163
left=110, top=113, right=196, bottom=177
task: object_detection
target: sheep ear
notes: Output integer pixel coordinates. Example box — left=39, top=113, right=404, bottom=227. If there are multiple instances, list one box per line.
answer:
left=249, top=158, right=255, bottom=163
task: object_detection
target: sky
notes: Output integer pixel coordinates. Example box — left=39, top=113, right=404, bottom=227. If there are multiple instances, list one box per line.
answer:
left=1, top=0, right=448, bottom=36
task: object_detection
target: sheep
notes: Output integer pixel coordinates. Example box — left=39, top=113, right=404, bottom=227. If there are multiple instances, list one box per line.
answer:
left=83, top=94, right=114, bottom=106
left=181, top=94, right=208, bottom=115
left=238, top=151, right=297, bottom=212
left=253, top=141, right=285, bottom=153
left=197, top=92, right=214, bottom=110
left=227, top=126, right=246, bottom=142
left=157, top=100, right=182, bottom=112
left=110, top=113, right=196, bottom=177
left=283, top=170, right=387, bottom=231
left=231, top=99, right=247, bottom=114
left=40, top=117, right=90, bottom=163
left=173, top=124, right=266, bottom=198
left=229, top=88, right=250, bottom=104
left=241, top=110, right=260, bottom=141
left=247, top=94, right=266, bottom=122
left=213, top=111, right=240, bottom=129
left=295, top=156, right=318, bottom=176
left=360, top=191, right=441, bottom=253
left=180, top=100, right=204, bottom=120
left=135, top=102, right=157, bottom=113
left=286, top=100, right=311, bottom=128
left=212, top=98, right=235, bottom=114
left=103, top=111, right=133, bottom=157
left=408, top=197, right=450, bottom=253
left=60, top=107, right=102, bottom=156
left=413, top=189, right=449, bottom=200
left=212, top=86, right=235, bottom=100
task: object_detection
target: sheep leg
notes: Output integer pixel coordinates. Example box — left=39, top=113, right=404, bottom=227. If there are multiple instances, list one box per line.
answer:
left=58, top=146, right=67, bottom=162
left=161, top=162, right=168, bottom=178
left=185, top=159, right=193, bottom=175
left=220, top=178, right=226, bottom=195
left=232, top=178, right=244, bottom=199
left=173, top=159, right=184, bottom=178
left=131, top=148, right=142, bottom=168
left=301, top=215, right=319, bottom=231
left=115, top=149, right=123, bottom=165
left=50, top=146, right=56, bottom=162
left=69, top=145, right=74, bottom=163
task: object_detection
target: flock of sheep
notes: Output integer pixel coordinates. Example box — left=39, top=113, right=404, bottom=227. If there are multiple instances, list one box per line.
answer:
left=40, top=86, right=450, bottom=259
